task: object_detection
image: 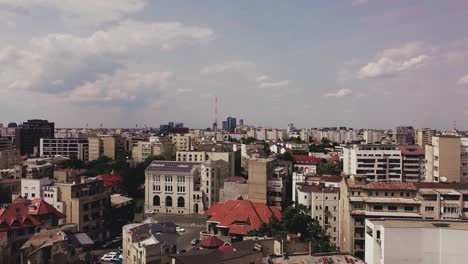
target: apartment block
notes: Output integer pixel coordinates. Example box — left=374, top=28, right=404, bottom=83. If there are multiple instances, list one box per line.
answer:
left=88, top=135, right=128, bottom=161
left=40, top=138, right=89, bottom=161
left=339, top=175, right=421, bottom=259
left=55, top=178, right=111, bottom=241
left=22, top=158, right=54, bottom=179
left=145, top=160, right=229, bottom=215
left=416, top=128, right=437, bottom=149
left=247, top=158, right=291, bottom=207
left=132, top=141, right=164, bottom=162
left=425, top=136, right=467, bottom=182
left=343, top=144, right=424, bottom=182
left=176, top=151, right=235, bottom=177
left=296, top=184, right=340, bottom=244
left=170, top=134, right=191, bottom=151
left=21, top=177, right=52, bottom=199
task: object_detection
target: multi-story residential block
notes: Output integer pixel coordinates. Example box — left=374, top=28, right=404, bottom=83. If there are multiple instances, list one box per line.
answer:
left=53, top=169, right=87, bottom=183
left=363, top=130, right=385, bottom=144
left=343, top=144, right=424, bottom=182
left=88, top=135, right=128, bottom=161
left=0, top=137, right=18, bottom=170
left=145, top=160, right=229, bottom=215
left=339, top=175, right=421, bottom=259
left=390, top=126, right=414, bottom=145
left=40, top=138, right=89, bottom=161
left=296, top=184, right=340, bottom=244
left=365, top=219, right=468, bottom=264
left=21, top=177, right=52, bottom=199
left=132, top=141, right=164, bottom=162
left=293, top=155, right=321, bottom=174
left=425, top=135, right=468, bottom=182
left=416, top=128, right=437, bottom=149
left=170, top=134, right=191, bottom=151
left=55, top=178, right=111, bottom=241
left=22, top=158, right=54, bottom=179
left=176, top=150, right=235, bottom=177
left=247, top=158, right=291, bottom=207
left=15, top=119, right=55, bottom=155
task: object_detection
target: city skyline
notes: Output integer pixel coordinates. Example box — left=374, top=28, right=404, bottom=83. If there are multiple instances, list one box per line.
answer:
left=1, top=0, right=468, bottom=129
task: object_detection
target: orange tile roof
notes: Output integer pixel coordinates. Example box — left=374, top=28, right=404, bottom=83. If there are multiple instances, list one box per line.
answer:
left=28, top=198, right=65, bottom=219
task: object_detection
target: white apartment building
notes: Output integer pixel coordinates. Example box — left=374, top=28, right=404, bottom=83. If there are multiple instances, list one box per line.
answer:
left=40, top=138, right=89, bottom=161
left=21, top=177, right=52, bottom=199
left=343, top=144, right=425, bottom=182
left=145, top=160, right=229, bottom=215
left=176, top=151, right=235, bottom=177
left=365, top=218, right=468, bottom=264
left=363, top=130, right=385, bottom=144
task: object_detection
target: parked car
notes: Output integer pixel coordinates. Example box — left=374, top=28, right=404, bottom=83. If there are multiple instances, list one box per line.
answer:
left=101, top=252, right=118, bottom=262
left=191, top=239, right=200, bottom=246
left=176, top=226, right=185, bottom=233
left=110, top=255, right=123, bottom=264
left=145, top=209, right=154, bottom=214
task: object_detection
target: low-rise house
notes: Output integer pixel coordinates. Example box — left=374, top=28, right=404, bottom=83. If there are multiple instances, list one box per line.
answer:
left=293, top=155, right=321, bottom=174
left=122, top=218, right=177, bottom=264
left=203, top=200, right=282, bottom=242
left=96, top=170, right=125, bottom=194
left=20, top=225, right=94, bottom=264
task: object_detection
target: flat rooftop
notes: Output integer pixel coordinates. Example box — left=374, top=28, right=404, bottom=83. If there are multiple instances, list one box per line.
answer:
left=368, top=218, right=468, bottom=230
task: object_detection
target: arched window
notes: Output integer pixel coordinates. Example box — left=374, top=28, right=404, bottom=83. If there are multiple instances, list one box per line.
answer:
left=166, top=196, right=173, bottom=207
left=177, top=197, right=185, bottom=208
left=153, top=195, right=160, bottom=206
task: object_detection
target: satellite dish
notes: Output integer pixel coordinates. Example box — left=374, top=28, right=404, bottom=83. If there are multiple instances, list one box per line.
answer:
left=440, top=177, right=447, bottom=182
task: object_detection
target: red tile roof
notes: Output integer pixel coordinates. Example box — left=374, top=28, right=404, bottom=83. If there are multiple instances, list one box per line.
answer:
left=224, top=176, right=247, bottom=184
left=200, top=236, right=224, bottom=248
left=399, top=145, right=425, bottom=155
left=218, top=244, right=235, bottom=252
left=205, top=200, right=282, bottom=235
left=0, top=203, right=42, bottom=231
left=96, top=170, right=123, bottom=188
left=28, top=198, right=65, bottom=219
left=294, top=155, right=321, bottom=164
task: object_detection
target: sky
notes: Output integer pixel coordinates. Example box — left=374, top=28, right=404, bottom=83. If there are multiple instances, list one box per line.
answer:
left=1, top=0, right=468, bottom=130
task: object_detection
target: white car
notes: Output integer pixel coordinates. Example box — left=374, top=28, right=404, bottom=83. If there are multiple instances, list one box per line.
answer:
left=176, top=226, right=185, bottom=233
left=101, top=252, right=118, bottom=262
left=145, top=210, right=154, bottom=214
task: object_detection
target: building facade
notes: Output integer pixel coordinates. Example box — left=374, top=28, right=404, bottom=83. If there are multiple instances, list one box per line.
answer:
left=425, top=136, right=467, bottom=182
left=40, top=138, right=89, bottom=161
left=176, top=151, right=235, bottom=177
left=16, top=119, right=54, bottom=155
left=416, top=128, right=437, bottom=149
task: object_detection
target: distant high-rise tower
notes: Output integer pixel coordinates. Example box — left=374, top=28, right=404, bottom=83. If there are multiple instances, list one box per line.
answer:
left=239, top=119, right=244, bottom=126
left=213, top=96, right=218, bottom=131
left=16, top=119, right=54, bottom=155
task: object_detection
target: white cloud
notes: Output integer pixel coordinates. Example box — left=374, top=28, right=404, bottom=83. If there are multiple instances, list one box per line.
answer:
left=324, top=88, right=353, bottom=97
left=66, top=70, right=172, bottom=102
left=0, top=20, right=214, bottom=98
left=457, top=74, right=468, bottom=85
left=0, top=0, right=147, bottom=25
left=176, top=88, right=193, bottom=94
left=200, top=61, right=256, bottom=75
left=359, top=42, right=432, bottom=79
left=257, top=80, right=291, bottom=89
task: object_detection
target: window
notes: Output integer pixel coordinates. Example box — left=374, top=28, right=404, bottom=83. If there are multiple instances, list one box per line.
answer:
left=391, top=192, right=394, bottom=197
left=373, top=205, right=383, bottom=211
left=165, top=176, right=172, bottom=182
left=177, top=197, right=185, bottom=208
left=177, top=185, right=185, bottom=193
left=388, top=206, right=397, bottom=211
left=369, top=191, right=373, bottom=196
left=404, top=206, right=414, bottom=211
left=376, top=230, right=381, bottom=239
left=385, top=192, right=388, bottom=197
left=304, top=196, right=307, bottom=199
left=406, top=192, right=410, bottom=197
left=165, top=196, right=173, bottom=207
left=425, top=206, right=435, bottom=212
left=153, top=184, right=160, bottom=192
left=153, top=195, right=160, bottom=206
left=165, top=185, right=173, bottom=192
left=400, top=192, right=403, bottom=197
left=154, top=176, right=160, bottom=182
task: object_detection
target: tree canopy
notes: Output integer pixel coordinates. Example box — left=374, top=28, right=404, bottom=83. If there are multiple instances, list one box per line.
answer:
left=247, top=204, right=336, bottom=252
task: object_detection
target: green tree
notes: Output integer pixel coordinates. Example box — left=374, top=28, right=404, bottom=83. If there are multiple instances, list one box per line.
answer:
left=63, top=154, right=84, bottom=169
left=316, top=159, right=341, bottom=175
left=277, top=152, right=294, bottom=163
left=263, top=142, right=271, bottom=157
left=241, top=137, right=257, bottom=144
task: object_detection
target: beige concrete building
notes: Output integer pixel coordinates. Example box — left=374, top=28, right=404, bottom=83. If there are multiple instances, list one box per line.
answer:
left=416, top=128, right=437, bottom=149
left=425, top=136, right=463, bottom=182
left=247, top=158, right=291, bottom=207
left=122, top=219, right=177, bottom=264
left=296, top=184, right=340, bottom=244
left=132, top=141, right=164, bottom=162
left=170, top=134, right=191, bottom=151
left=220, top=176, right=249, bottom=202
left=0, top=137, right=18, bottom=170
left=88, top=135, right=128, bottom=161
left=55, top=178, right=111, bottom=241
left=339, top=175, right=421, bottom=259
left=176, top=151, right=235, bottom=177
left=145, top=160, right=229, bottom=215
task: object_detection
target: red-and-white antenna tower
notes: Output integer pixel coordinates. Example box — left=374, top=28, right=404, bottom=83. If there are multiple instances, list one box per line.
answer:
left=213, top=96, right=218, bottom=131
